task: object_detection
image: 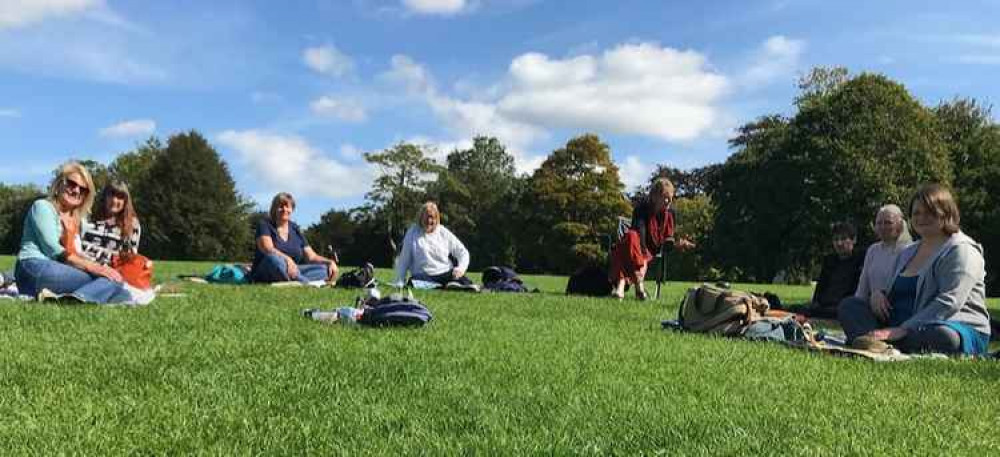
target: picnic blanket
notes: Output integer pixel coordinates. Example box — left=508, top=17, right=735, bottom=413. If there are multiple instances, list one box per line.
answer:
left=663, top=316, right=916, bottom=362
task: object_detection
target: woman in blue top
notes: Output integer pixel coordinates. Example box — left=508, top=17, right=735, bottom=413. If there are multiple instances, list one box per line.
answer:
left=14, top=161, right=130, bottom=303
left=250, top=192, right=339, bottom=283
left=839, top=184, right=992, bottom=355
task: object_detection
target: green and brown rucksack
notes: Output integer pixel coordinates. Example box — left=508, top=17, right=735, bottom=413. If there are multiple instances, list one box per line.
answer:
left=678, top=283, right=770, bottom=336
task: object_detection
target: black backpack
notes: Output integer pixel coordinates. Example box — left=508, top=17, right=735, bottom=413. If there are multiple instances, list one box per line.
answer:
left=482, top=266, right=528, bottom=293
left=358, top=295, right=433, bottom=327
left=336, top=262, right=377, bottom=289
left=565, top=265, right=611, bottom=296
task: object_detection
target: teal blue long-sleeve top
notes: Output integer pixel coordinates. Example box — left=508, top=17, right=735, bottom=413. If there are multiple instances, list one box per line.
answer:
left=17, top=199, right=67, bottom=261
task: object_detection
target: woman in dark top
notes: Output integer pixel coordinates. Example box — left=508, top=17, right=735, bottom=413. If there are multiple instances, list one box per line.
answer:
left=250, top=193, right=339, bottom=283
left=608, top=178, right=694, bottom=300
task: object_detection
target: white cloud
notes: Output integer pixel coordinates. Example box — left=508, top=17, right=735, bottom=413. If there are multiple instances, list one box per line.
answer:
left=99, top=119, right=156, bottom=138
left=618, top=155, right=649, bottom=191
left=402, top=0, right=468, bottom=15
left=0, top=0, right=101, bottom=29
left=0, top=108, right=20, bottom=118
left=217, top=129, right=372, bottom=199
left=303, top=45, right=355, bottom=78
left=953, top=55, right=1000, bottom=65
left=381, top=55, right=434, bottom=93
left=310, top=96, right=368, bottom=122
left=741, top=35, right=806, bottom=87
left=381, top=54, right=547, bottom=173
left=339, top=144, right=361, bottom=159
left=0, top=4, right=167, bottom=85
left=498, top=42, right=730, bottom=142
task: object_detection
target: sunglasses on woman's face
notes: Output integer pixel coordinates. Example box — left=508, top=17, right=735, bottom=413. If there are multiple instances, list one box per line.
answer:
left=64, top=178, right=89, bottom=196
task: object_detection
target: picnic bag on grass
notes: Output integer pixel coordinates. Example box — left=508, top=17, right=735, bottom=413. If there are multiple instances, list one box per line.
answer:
left=112, top=254, right=154, bottom=290
left=336, top=262, right=377, bottom=288
left=482, top=266, right=528, bottom=293
left=566, top=265, right=611, bottom=296
left=678, top=283, right=769, bottom=336
left=358, top=295, right=432, bottom=327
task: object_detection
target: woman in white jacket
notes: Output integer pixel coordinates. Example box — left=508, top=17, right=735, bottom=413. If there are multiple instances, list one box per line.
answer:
left=394, top=201, right=472, bottom=287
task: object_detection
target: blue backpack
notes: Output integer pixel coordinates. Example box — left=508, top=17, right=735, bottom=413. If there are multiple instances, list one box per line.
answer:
left=358, top=295, right=433, bottom=327
left=205, top=265, right=249, bottom=285
left=482, top=266, right=528, bottom=293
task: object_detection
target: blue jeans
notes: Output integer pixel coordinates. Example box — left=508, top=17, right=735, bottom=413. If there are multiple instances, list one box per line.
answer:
left=250, top=253, right=328, bottom=283
left=14, top=258, right=131, bottom=304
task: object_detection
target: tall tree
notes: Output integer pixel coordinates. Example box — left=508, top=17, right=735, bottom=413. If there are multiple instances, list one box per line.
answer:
left=364, top=142, right=441, bottom=252
left=0, top=183, right=44, bottom=254
left=110, top=137, right=163, bottom=188
left=712, top=72, right=951, bottom=282
left=934, top=98, right=1000, bottom=294
left=429, top=136, right=522, bottom=268
left=526, top=134, right=631, bottom=273
left=134, top=130, right=253, bottom=260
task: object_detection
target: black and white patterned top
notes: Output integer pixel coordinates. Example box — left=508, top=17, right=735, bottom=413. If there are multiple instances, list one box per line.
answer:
left=81, top=218, right=142, bottom=266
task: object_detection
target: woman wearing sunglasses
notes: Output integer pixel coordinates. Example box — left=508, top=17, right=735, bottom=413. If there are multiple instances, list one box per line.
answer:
left=13, top=161, right=130, bottom=303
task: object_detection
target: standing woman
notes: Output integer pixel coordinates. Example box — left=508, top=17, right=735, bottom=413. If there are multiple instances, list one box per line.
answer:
left=250, top=192, right=338, bottom=283
left=81, top=181, right=142, bottom=266
left=14, top=162, right=129, bottom=303
left=609, top=178, right=694, bottom=300
left=393, top=201, right=472, bottom=287
left=839, top=184, right=991, bottom=355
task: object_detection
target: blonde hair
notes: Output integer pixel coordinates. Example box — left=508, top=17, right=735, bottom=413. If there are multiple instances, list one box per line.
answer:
left=268, top=192, right=295, bottom=223
left=875, top=204, right=912, bottom=245
left=48, top=161, right=95, bottom=219
left=416, top=201, right=440, bottom=229
left=651, top=177, right=676, bottom=199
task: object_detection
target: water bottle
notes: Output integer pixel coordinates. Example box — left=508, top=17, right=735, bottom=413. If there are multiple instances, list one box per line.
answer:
left=338, top=306, right=360, bottom=324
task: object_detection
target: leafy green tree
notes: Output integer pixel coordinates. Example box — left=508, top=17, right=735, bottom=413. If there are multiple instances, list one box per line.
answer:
left=429, top=136, right=522, bottom=268
left=110, top=137, right=163, bottom=189
left=305, top=208, right=360, bottom=264
left=935, top=98, right=1000, bottom=294
left=0, top=183, right=44, bottom=254
left=526, top=134, right=631, bottom=273
left=134, top=130, right=253, bottom=260
left=712, top=73, right=951, bottom=282
left=364, top=142, right=441, bottom=250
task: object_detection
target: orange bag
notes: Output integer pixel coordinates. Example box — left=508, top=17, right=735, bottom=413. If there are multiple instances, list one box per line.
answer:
left=112, top=254, right=154, bottom=290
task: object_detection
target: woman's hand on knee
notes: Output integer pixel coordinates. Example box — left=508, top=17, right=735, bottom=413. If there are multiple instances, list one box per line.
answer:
left=285, top=258, right=299, bottom=279
left=870, top=290, right=891, bottom=322
left=93, top=264, right=123, bottom=283
left=326, top=261, right=339, bottom=281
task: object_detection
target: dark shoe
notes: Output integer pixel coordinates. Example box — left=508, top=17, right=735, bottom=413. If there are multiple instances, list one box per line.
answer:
left=636, top=290, right=648, bottom=301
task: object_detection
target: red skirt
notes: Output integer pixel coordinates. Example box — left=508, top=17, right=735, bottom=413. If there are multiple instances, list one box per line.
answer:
left=608, top=229, right=653, bottom=284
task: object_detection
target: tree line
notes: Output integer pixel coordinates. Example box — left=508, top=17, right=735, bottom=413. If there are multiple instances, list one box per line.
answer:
left=3, top=67, right=999, bottom=293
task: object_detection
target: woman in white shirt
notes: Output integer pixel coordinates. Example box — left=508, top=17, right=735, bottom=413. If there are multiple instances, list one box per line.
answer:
left=394, top=201, right=472, bottom=286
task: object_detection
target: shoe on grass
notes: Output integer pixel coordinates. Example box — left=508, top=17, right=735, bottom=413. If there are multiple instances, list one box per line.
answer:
left=850, top=335, right=891, bottom=353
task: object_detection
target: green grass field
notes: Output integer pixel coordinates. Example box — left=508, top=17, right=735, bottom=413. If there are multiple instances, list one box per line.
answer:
left=1, top=256, right=998, bottom=454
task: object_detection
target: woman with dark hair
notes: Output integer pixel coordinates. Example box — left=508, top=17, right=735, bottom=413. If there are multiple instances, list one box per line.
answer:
left=608, top=178, right=694, bottom=300
left=14, top=161, right=129, bottom=303
left=250, top=192, right=339, bottom=283
left=81, top=181, right=142, bottom=266
left=839, top=184, right=992, bottom=355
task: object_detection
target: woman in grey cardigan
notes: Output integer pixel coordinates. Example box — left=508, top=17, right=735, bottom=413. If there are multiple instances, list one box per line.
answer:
left=839, top=184, right=992, bottom=355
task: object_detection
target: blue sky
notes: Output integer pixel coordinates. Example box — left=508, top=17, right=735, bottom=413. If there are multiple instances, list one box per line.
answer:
left=2, top=0, right=999, bottom=225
